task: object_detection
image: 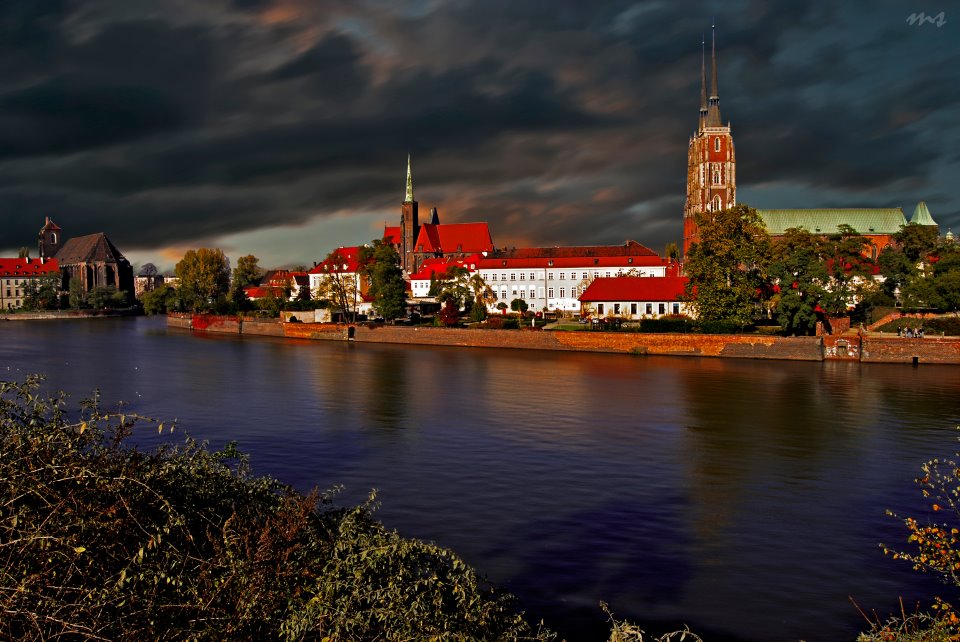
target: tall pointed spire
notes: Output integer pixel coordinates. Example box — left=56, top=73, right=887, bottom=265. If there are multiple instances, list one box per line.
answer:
left=706, top=22, right=722, bottom=127
left=698, top=34, right=708, bottom=131
left=404, top=153, right=415, bottom=203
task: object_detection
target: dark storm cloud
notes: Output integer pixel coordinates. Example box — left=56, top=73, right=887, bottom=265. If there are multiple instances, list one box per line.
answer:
left=0, top=17, right=222, bottom=159
left=0, top=0, right=957, bottom=259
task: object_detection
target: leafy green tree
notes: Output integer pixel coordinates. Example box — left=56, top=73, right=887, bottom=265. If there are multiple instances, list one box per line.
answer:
left=68, top=278, right=85, bottom=310
left=768, top=227, right=829, bottom=335
left=434, top=266, right=472, bottom=311
left=820, top=224, right=877, bottom=316
left=22, top=274, right=62, bottom=311
left=510, top=298, right=528, bottom=315
left=468, top=273, right=494, bottom=322
left=141, top=283, right=180, bottom=315
left=86, top=286, right=128, bottom=309
left=232, top=255, right=262, bottom=290
left=313, top=249, right=360, bottom=322
left=359, top=240, right=407, bottom=321
left=683, top=204, right=771, bottom=326
left=910, top=242, right=960, bottom=313
left=175, top=248, right=231, bottom=312
left=664, top=241, right=680, bottom=261
left=878, top=224, right=942, bottom=308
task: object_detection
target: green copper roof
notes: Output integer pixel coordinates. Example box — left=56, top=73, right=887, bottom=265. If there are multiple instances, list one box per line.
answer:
left=757, top=208, right=907, bottom=236
left=909, top=201, right=937, bottom=226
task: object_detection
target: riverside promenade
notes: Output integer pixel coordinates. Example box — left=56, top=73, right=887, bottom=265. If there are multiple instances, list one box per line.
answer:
left=168, top=313, right=960, bottom=365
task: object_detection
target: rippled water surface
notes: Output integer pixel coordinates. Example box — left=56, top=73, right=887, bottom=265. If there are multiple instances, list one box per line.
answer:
left=3, top=316, right=959, bottom=641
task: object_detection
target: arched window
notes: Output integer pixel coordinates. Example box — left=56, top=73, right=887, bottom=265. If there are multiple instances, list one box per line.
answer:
left=713, top=195, right=723, bottom=211
left=713, top=169, right=721, bottom=184
left=714, top=138, right=721, bottom=152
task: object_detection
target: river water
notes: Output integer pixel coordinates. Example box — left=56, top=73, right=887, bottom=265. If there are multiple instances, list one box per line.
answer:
left=2, top=316, right=959, bottom=641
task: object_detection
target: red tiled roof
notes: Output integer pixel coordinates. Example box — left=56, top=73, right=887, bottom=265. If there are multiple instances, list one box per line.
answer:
left=383, top=226, right=402, bottom=246
left=308, top=247, right=364, bottom=274
left=243, top=286, right=280, bottom=299
left=477, top=254, right=673, bottom=270
left=414, top=223, right=494, bottom=254
left=0, top=257, right=60, bottom=277
left=262, top=269, right=308, bottom=286
left=578, top=276, right=689, bottom=302
left=493, top=240, right=658, bottom=259
left=409, top=254, right=482, bottom=281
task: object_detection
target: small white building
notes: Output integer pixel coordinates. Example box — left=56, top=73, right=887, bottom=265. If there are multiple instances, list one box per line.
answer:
left=578, top=276, right=691, bottom=319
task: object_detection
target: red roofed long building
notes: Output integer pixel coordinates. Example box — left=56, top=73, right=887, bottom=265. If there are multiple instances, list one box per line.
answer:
left=0, top=257, right=60, bottom=310
left=579, top=276, right=691, bottom=319
left=475, top=241, right=680, bottom=313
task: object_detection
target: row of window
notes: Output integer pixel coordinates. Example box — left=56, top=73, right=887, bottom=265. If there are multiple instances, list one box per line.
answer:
left=4, top=279, right=23, bottom=286
left=491, top=286, right=581, bottom=301
left=485, top=270, right=652, bottom=282
left=595, top=303, right=680, bottom=316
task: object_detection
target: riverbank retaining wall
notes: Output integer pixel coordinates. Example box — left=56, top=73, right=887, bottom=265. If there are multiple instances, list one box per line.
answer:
left=1, top=309, right=139, bottom=321
left=861, top=336, right=960, bottom=364
left=171, top=314, right=824, bottom=360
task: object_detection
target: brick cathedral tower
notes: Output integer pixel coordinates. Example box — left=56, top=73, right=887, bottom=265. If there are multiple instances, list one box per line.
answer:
left=400, top=154, right=419, bottom=275
left=683, top=25, right=736, bottom=257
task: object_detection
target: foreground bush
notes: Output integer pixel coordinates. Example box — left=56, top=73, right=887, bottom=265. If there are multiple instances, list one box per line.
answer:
left=0, top=376, right=553, bottom=641
left=861, top=433, right=960, bottom=641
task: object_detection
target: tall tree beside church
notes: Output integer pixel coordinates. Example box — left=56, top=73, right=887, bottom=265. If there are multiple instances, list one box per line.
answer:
left=768, top=227, right=829, bottom=335
left=878, top=223, right=943, bottom=307
left=683, top=204, right=771, bottom=326
left=359, top=241, right=406, bottom=321
left=175, top=248, right=231, bottom=312
left=820, top=224, right=877, bottom=316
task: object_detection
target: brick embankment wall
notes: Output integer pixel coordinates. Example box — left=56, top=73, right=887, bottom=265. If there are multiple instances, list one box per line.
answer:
left=281, top=323, right=824, bottom=361
left=280, top=322, right=347, bottom=341
left=861, top=336, right=960, bottom=364
left=2, top=309, right=139, bottom=320
left=166, top=313, right=284, bottom=336
left=550, top=332, right=823, bottom=360
left=823, top=334, right=861, bottom=361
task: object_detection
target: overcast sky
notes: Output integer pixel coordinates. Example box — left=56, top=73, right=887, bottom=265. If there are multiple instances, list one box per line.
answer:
left=0, top=0, right=956, bottom=272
